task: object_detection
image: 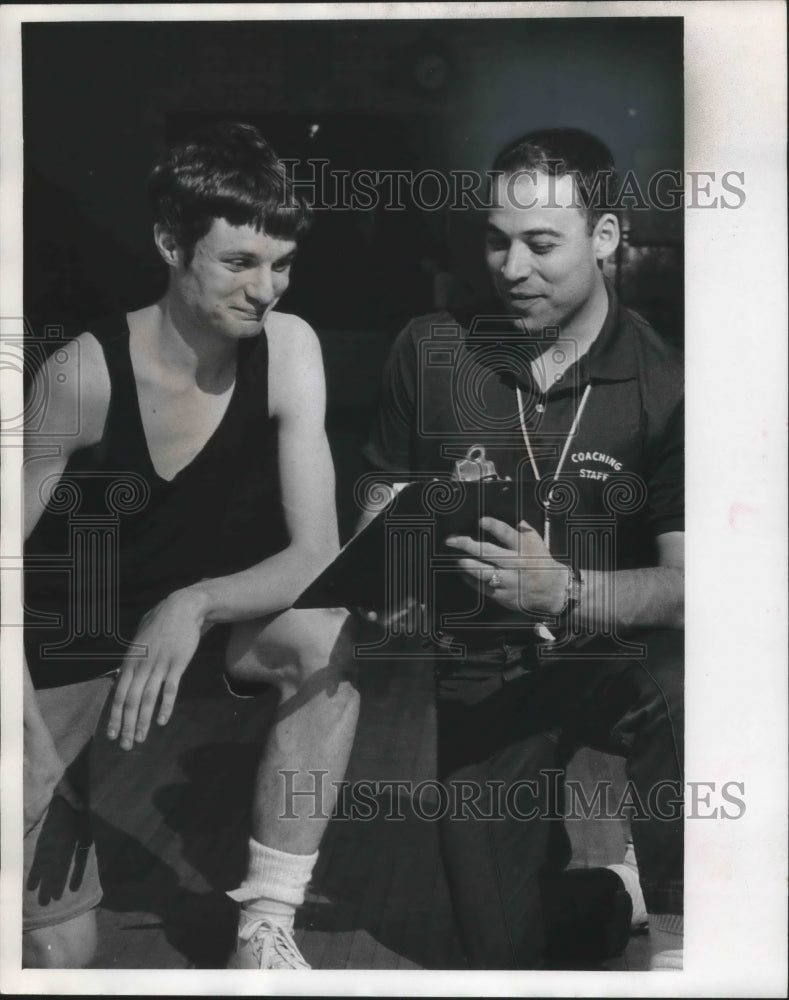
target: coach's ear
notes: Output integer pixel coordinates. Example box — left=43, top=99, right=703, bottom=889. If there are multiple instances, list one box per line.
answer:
left=154, top=223, right=180, bottom=268
left=592, top=212, right=620, bottom=261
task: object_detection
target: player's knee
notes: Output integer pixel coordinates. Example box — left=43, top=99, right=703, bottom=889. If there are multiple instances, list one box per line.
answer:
left=224, top=621, right=277, bottom=684
left=296, top=608, right=353, bottom=671
left=225, top=607, right=355, bottom=694
left=23, top=910, right=97, bottom=968
left=280, top=609, right=358, bottom=700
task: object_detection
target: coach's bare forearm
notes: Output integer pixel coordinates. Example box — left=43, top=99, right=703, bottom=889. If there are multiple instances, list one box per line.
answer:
left=576, top=566, right=684, bottom=632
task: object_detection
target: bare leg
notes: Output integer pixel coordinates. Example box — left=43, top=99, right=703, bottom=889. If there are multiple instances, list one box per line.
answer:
left=23, top=911, right=97, bottom=969
left=23, top=676, right=110, bottom=969
left=225, top=606, right=359, bottom=854
left=223, top=607, right=359, bottom=968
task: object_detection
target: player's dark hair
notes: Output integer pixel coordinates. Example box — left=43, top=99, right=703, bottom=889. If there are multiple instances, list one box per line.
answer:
left=149, top=121, right=312, bottom=265
left=491, top=127, right=619, bottom=231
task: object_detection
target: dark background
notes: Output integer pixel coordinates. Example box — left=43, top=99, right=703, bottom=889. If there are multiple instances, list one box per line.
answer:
left=22, top=17, right=683, bottom=341
left=22, top=17, right=683, bottom=535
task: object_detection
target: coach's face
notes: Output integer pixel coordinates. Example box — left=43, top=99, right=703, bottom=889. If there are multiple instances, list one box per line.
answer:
left=485, top=171, right=619, bottom=335
left=157, top=217, right=297, bottom=338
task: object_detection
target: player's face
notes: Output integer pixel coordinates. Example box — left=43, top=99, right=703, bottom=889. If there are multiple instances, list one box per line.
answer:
left=485, top=171, right=617, bottom=334
left=171, top=218, right=298, bottom=338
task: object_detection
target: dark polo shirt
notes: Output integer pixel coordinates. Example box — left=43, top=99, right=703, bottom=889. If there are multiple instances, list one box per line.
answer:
left=364, top=283, right=683, bottom=574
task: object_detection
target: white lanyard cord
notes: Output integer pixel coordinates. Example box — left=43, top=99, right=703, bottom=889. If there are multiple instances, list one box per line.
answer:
left=515, top=382, right=592, bottom=547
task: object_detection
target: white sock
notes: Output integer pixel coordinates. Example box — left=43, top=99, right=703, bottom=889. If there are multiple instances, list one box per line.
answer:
left=607, top=840, right=648, bottom=928
left=648, top=912, right=683, bottom=970
left=227, top=838, right=319, bottom=934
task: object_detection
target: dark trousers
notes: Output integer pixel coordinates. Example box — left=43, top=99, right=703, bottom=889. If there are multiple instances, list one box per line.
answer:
left=435, top=629, right=683, bottom=969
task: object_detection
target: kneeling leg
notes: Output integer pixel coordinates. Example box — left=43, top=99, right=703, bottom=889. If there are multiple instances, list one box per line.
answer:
left=223, top=607, right=359, bottom=968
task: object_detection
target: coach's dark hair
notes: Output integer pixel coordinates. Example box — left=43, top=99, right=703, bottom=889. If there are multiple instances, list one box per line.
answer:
left=149, top=121, right=312, bottom=265
left=491, top=128, right=619, bottom=231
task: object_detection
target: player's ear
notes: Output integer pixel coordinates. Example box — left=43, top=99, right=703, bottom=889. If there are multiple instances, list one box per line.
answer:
left=154, top=224, right=181, bottom=267
left=592, top=212, right=620, bottom=261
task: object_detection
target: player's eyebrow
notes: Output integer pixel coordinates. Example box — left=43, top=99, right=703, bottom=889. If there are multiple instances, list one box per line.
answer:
left=219, top=248, right=257, bottom=259
left=220, top=248, right=298, bottom=263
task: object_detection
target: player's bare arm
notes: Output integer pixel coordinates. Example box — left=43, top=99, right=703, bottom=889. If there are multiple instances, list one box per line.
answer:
left=24, top=333, right=110, bottom=536
left=23, top=334, right=110, bottom=827
left=191, top=309, right=340, bottom=621
left=107, top=313, right=340, bottom=749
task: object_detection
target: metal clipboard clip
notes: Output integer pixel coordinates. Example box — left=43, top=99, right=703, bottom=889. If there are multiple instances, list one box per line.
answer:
left=452, top=445, right=503, bottom=482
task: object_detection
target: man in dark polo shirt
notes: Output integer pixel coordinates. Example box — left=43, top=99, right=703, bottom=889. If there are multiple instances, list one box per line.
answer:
left=362, top=129, right=684, bottom=970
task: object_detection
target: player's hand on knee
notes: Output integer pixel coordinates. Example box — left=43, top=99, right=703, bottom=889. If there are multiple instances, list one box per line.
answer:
left=106, top=590, right=206, bottom=750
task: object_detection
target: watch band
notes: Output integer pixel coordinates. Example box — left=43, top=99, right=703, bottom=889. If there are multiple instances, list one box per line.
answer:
left=555, top=565, right=583, bottom=622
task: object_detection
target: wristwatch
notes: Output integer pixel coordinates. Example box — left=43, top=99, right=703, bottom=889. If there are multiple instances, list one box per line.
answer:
left=555, top=565, right=583, bottom=624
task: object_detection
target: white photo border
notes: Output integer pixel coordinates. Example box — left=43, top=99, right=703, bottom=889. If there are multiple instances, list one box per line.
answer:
left=1, top=2, right=786, bottom=996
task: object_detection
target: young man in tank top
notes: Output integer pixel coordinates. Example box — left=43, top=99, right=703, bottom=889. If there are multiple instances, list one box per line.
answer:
left=23, top=122, right=358, bottom=970
left=361, top=129, right=684, bottom=969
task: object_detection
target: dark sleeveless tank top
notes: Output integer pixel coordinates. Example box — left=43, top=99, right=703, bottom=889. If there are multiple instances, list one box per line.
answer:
left=25, top=315, right=287, bottom=689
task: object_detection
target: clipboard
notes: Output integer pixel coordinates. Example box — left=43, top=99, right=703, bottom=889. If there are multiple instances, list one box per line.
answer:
left=294, top=477, right=538, bottom=620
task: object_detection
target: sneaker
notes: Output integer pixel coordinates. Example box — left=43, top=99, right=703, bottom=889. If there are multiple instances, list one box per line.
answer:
left=542, top=867, right=634, bottom=966
left=227, top=917, right=311, bottom=970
